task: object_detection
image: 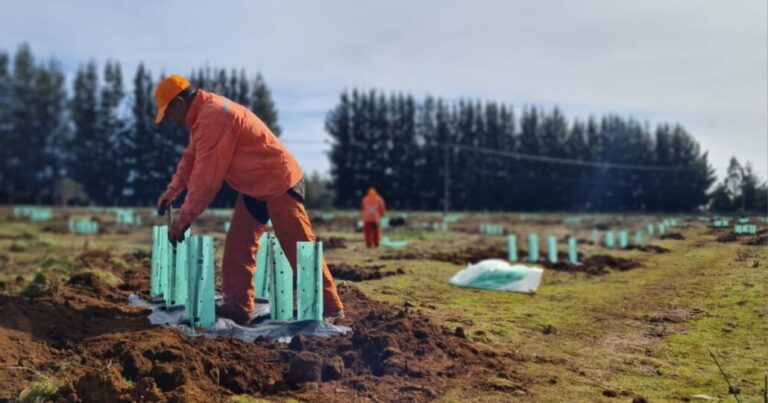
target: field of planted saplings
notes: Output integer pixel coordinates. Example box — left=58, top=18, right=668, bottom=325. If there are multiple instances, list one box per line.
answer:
left=1, top=206, right=767, bottom=402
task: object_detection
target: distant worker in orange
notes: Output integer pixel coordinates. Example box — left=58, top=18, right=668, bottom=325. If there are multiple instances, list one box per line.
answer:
left=153, top=75, right=344, bottom=324
left=361, top=187, right=386, bottom=248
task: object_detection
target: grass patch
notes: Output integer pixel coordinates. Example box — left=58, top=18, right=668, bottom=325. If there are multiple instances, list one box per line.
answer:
left=108, top=256, right=128, bottom=269
left=83, top=268, right=122, bottom=286
left=357, top=228, right=768, bottom=401
left=18, top=272, right=50, bottom=297
left=17, top=376, right=57, bottom=403
left=229, top=396, right=282, bottom=403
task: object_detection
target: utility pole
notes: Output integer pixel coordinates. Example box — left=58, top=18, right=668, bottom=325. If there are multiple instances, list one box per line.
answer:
left=443, top=144, right=450, bottom=213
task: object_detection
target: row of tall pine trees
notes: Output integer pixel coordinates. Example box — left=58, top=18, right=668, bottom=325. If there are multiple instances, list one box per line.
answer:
left=0, top=44, right=280, bottom=206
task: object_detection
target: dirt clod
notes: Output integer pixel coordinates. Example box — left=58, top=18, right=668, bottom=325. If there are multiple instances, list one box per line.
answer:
left=288, top=334, right=306, bottom=351
left=322, top=356, right=345, bottom=381
left=627, top=245, right=670, bottom=253
left=603, top=389, right=619, bottom=397
left=328, top=263, right=403, bottom=281
left=320, top=236, right=347, bottom=250
left=288, top=352, right=324, bottom=384
left=455, top=327, right=467, bottom=338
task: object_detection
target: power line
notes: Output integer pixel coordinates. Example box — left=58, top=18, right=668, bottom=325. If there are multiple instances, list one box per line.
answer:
left=339, top=139, right=701, bottom=172
left=449, top=144, right=699, bottom=172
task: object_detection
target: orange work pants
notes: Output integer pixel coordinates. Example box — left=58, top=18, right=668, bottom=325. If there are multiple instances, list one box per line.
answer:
left=222, top=193, right=344, bottom=317
left=363, top=221, right=380, bottom=248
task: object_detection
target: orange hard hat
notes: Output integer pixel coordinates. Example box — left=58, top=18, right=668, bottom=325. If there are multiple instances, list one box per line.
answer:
left=154, top=74, right=190, bottom=124
left=367, top=187, right=377, bottom=195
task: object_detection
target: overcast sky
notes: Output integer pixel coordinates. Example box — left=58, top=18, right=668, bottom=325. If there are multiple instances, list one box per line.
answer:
left=1, top=0, right=766, bottom=179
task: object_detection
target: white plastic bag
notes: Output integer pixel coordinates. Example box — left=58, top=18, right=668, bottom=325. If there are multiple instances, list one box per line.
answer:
left=449, top=259, right=543, bottom=293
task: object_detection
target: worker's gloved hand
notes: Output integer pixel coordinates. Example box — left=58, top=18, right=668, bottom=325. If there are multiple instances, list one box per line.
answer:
left=168, top=219, right=190, bottom=246
left=157, top=189, right=177, bottom=216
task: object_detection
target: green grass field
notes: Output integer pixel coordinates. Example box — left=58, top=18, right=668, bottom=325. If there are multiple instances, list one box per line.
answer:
left=1, top=209, right=766, bottom=401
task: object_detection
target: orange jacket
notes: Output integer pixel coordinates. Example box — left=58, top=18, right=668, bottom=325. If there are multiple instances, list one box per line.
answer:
left=166, top=90, right=302, bottom=227
left=361, top=192, right=386, bottom=223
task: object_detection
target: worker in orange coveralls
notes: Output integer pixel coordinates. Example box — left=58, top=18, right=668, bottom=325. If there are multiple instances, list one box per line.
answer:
left=154, top=75, right=344, bottom=325
left=361, top=188, right=386, bottom=248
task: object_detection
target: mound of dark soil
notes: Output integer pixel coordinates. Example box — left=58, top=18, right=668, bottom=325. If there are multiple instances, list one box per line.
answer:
left=545, top=255, right=642, bottom=275
left=0, top=249, right=528, bottom=402
left=660, top=232, right=684, bottom=240
left=389, top=216, right=407, bottom=227
left=744, top=235, right=768, bottom=246
left=319, top=236, right=346, bottom=250
left=67, top=271, right=114, bottom=299
left=382, top=245, right=508, bottom=265
left=384, top=245, right=641, bottom=276
left=626, top=245, right=670, bottom=254
left=716, top=232, right=739, bottom=243
left=329, top=263, right=404, bottom=281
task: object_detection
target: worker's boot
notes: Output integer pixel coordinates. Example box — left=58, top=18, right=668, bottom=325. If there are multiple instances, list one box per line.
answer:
left=324, top=310, right=345, bottom=325
left=215, top=304, right=251, bottom=326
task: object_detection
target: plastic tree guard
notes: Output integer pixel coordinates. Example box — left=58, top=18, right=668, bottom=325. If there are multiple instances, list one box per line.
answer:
left=186, top=235, right=215, bottom=328
left=735, top=225, right=742, bottom=234
left=658, top=223, right=666, bottom=235
left=380, top=237, right=408, bottom=248
left=254, top=232, right=271, bottom=298
left=605, top=231, right=615, bottom=248
left=591, top=229, right=599, bottom=244
left=647, top=224, right=654, bottom=236
left=380, top=217, right=390, bottom=229
left=70, top=218, right=98, bottom=234
left=165, top=229, right=191, bottom=308
left=268, top=236, right=293, bottom=320
left=567, top=237, right=578, bottom=264
left=151, top=225, right=168, bottom=299
left=297, top=241, right=324, bottom=321
left=507, top=235, right=517, bottom=262
left=634, top=231, right=644, bottom=246
left=528, top=234, right=539, bottom=262
left=547, top=236, right=557, bottom=263
left=619, top=231, right=629, bottom=249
